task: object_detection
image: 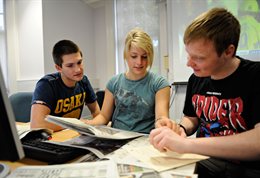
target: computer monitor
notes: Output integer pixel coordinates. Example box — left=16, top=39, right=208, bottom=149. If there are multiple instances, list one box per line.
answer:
left=0, top=65, right=25, bottom=161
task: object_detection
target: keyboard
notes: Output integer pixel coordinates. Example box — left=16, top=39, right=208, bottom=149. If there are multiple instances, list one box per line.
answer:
left=22, top=139, right=91, bottom=164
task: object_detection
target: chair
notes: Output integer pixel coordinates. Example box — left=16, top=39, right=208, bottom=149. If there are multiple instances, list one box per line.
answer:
left=9, top=92, right=33, bottom=122
left=96, top=90, right=105, bottom=109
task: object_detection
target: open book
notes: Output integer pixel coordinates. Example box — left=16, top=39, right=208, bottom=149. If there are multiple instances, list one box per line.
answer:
left=45, top=115, right=145, bottom=140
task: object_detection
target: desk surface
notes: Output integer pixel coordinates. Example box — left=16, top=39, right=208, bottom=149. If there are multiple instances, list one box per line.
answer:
left=0, top=129, right=80, bottom=171
left=1, top=126, right=196, bottom=176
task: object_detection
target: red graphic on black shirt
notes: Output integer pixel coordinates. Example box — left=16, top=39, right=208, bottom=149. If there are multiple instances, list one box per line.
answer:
left=192, top=95, right=247, bottom=137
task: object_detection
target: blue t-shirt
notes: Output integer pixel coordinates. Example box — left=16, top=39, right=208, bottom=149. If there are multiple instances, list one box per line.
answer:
left=32, top=72, right=97, bottom=119
left=107, top=71, right=170, bottom=133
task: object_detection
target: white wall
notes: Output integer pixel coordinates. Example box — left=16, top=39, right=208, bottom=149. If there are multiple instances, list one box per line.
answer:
left=42, top=0, right=104, bottom=90
left=6, top=0, right=44, bottom=94
left=42, top=0, right=115, bottom=91
left=42, top=1, right=95, bottom=76
left=94, top=0, right=115, bottom=90
left=6, top=0, right=115, bottom=94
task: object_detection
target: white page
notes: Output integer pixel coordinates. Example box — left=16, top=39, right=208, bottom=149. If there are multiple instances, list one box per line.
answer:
left=121, top=137, right=207, bottom=172
left=7, top=160, right=119, bottom=178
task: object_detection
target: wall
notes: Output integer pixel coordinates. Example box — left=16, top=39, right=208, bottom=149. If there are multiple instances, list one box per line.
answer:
left=93, top=0, right=115, bottom=90
left=42, top=1, right=95, bottom=78
left=5, top=0, right=115, bottom=94
left=5, top=0, right=44, bottom=94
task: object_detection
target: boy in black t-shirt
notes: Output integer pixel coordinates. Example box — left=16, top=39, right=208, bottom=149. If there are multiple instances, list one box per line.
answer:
left=150, top=8, right=260, bottom=178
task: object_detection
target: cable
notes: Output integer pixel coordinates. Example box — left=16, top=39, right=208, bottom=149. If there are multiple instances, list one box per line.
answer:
left=169, top=84, right=178, bottom=108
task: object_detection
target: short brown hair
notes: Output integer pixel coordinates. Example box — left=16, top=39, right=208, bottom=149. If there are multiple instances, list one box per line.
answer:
left=184, top=8, right=240, bottom=57
left=52, top=40, right=82, bottom=67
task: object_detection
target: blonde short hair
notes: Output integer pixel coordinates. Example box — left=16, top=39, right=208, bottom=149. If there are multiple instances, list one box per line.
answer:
left=124, top=28, right=154, bottom=68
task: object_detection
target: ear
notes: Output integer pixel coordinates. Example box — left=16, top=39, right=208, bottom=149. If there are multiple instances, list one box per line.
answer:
left=224, top=44, right=235, bottom=57
left=55, top=64, right=62, bottom=72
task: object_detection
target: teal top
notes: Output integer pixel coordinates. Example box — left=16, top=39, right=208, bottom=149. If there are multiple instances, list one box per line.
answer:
left=107, top=71, right=170, bottom=133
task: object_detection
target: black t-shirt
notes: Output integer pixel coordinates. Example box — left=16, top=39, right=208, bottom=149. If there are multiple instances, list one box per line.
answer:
left=32, top=72, right=97, bottom=118
left=184, top=57, right=260, bottom=136
left=183, top=57, right=260, bottom=169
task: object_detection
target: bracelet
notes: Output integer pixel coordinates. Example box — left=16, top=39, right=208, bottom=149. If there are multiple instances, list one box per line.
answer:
left=178, top=124, right=187, bottom=135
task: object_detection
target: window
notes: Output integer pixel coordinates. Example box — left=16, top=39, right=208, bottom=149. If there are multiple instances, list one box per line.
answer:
left=115, top=0, right=162, bottom=75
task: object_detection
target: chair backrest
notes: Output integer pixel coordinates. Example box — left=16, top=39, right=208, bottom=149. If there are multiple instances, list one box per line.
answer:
left=96, top=90, right=105, bottom=109
left=9, top=92, right=33, bottom=122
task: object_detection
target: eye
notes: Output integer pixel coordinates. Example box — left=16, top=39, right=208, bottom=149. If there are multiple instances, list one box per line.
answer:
left=77, top=60, right=82, bottom=65
left=190, top=56, right=204, bottom=62
left=66, top=64, right=73, bottom=68
left=131, top=55, right=137, bottom=58
left=142, top=55, right=148, bottom=59
left=196, top=57, right=204, bottom=61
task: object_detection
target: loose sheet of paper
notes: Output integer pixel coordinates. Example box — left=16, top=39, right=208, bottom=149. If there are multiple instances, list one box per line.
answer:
left=8, top=160, right=119, bottom=178
left=122, top=137, right=208, bottom=172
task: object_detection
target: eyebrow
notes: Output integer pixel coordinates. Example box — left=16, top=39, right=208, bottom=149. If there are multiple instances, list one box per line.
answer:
left=129, top=52, right=147, bottom=55
left=63, top=59, right=82, bottom=65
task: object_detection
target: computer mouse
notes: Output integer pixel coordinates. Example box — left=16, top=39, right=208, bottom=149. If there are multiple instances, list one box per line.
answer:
left=21, top=130, right=52, bottom=141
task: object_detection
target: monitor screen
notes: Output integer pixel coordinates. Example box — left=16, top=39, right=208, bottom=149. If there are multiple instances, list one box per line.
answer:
left=0, top=65, right=25, bottom=161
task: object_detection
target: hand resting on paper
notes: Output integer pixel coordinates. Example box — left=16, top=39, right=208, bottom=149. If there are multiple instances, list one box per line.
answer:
left=155, top=117, right=186, bottom=137
left=155, top=116, right=175, bottom=129
left=149, top=126, right=188, bottom=153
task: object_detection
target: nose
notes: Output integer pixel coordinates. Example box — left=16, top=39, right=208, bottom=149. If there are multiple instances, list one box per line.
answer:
left=74, top=64, right=81, bottom=72
left=136, top=56, right=142, bottom=65
left=186, top=56, right=194, bottom=67
left=186, top=58, right=191, bottom=67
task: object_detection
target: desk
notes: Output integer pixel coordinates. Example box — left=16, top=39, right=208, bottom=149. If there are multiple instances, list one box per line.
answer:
left=1, top=128, right=196, bottom=177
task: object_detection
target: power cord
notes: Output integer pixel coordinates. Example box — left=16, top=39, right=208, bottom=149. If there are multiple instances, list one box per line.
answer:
left=169, top=84, right=178, bottom=108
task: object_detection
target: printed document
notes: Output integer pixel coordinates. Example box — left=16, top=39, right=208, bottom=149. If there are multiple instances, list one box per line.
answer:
left=7, top=160, right=119, bottom=178
left=121, top=137, right=208, bottom=172
left=45, top=115, right=145, bottom=140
